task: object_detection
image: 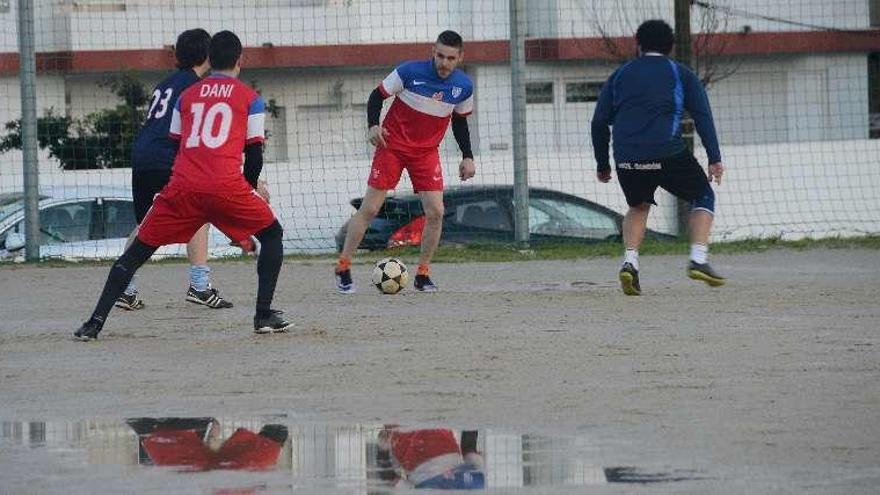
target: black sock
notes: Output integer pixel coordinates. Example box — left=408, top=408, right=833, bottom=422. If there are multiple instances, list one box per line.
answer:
left=254, top=221, right=283, bottom=316
left=89, top=239, right=157, bottom=323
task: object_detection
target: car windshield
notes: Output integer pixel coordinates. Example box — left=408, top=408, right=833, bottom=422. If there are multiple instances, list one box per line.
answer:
left=0, top=194, right=25, bottom=223
left=0, top=193, right=51, bottom=223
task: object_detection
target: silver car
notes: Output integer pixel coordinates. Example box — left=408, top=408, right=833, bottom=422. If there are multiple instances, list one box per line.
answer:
left=0, top=186, right=243, bottom=261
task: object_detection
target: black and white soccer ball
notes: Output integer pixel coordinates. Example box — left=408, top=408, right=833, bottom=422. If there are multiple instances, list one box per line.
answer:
left=371, top=257, right=409, bottom=294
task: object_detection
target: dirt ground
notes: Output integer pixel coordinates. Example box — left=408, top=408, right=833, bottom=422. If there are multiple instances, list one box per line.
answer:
left=1, top=248, right=878, bottom=493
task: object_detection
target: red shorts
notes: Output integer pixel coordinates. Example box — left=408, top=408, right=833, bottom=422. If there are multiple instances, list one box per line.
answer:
left=368, top=146, right=443, bottom=192
left=138, top=183, right=276, bottom=247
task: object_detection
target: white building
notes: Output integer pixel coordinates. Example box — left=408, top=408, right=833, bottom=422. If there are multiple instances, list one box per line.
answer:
left=1, top=0, right=878, bottom=250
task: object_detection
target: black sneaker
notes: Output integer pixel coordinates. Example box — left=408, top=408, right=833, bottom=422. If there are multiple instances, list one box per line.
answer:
left=687, top=261, right=726, bottom=287
left=413, top=274, right=438, bottom=292
left=186, top=286, right=233, bottom=309
left=336, top=268, right=355, bottom=294
left=74, top=318, right=104, bottom=341
left=618, top=262, right=641, bottom=296
left=114, top=292, right=145, bottom=311
left=254, top=309, right=293, bottom=334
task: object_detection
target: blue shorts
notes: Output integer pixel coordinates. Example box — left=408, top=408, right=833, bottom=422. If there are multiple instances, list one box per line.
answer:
left=414, top=465, right=485, bottom=490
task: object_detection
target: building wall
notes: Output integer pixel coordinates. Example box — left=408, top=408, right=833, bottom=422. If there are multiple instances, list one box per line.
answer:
left=528, top=0, right=870, bottom=38
left=709, top=53, right=869, bottom=145
left=2, top=0, right=873, bottom=52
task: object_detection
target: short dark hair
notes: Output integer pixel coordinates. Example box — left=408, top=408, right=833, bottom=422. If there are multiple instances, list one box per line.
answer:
left=175, top=28, right=210, bottom=69
left=436, top=30, right=463, bottom=50
left=209, top=30, right=243, bottom=71
left=259, top=424, right=289, bottom=444
left=636, top=20, right=675, bottom=55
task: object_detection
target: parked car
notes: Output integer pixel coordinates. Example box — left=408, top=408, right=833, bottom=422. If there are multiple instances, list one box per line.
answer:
left=0, top=186, right=243, bottom=260
left=335, top=185, right=675, bottom=251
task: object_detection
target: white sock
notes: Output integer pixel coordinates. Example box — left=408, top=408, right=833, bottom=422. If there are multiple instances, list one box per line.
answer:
left=623, top=248, right=639, bottom=270
left=690, top=243, right=708, bottom=264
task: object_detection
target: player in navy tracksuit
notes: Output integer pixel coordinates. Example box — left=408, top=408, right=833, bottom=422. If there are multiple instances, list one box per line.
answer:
left=592, top=19, right=726, bottom=296
left=118, top=28, right=234, bottom=311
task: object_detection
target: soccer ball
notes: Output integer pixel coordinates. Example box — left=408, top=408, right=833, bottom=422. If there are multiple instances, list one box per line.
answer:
left=371, top=257, right=409, bottom=294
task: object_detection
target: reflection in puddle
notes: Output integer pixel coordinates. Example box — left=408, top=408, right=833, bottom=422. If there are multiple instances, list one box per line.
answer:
left=126, top=417, right=287, bottom=472
left=1, top=418, right=704, bottom=492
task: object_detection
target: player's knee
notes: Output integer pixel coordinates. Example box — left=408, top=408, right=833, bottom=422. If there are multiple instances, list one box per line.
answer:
left=358, top=203, right=382, bottom=219
left=690, top=184, right=715, bottom=214
left=424, top=203, right=444, bottom=223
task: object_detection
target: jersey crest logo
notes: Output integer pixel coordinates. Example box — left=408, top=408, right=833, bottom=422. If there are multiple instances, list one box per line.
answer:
left=432, top=91, right=444, bottom=101
left=451, top=86, right=462, bottom=98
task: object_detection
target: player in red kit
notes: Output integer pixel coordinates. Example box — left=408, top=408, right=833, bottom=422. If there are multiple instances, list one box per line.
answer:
left=75, top=31, right=292, bottom=340
left=335, top=30, right=475, bottom=293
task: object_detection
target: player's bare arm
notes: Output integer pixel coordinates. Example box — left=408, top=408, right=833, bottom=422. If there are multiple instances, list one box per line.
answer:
left=597, top=170, right=612, bottom=183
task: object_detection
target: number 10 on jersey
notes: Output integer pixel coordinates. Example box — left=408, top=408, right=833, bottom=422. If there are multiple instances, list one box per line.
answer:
left=186, top=102, right=233, bottom=149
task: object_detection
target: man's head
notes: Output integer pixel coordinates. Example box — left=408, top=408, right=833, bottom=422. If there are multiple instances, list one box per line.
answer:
left=209, top=30, right=243, bottom=74
left=259, top=424, right=289, bottom=445
left=635, top=19, right=675, bottom=55
left=175, top=28, right=210, bottom=70
left=433, top=30, right=463, bottom=79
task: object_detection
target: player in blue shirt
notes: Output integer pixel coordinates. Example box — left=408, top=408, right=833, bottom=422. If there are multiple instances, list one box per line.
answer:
left=117, top=28, right=234, bottom=311
left=592, top=20, right=726, bottom=296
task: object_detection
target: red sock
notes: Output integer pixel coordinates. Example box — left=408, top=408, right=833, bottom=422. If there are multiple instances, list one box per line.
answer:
left=417, top=264, right=430, bottom=276
left=336, top=257, right=351, bottom=273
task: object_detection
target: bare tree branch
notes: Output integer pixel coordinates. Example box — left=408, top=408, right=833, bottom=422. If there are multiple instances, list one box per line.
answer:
left=579, top=0, right=745, bottom=88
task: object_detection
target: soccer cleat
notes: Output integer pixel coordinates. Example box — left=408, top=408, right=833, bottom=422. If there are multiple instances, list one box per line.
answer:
left=186, top=286, right=234, bottom=309
left=687, top=261, right=726, bottom=287
left=413, top=274, right=438, bottom=292
left=74, top=318, right=104, bottom=341
left=114, top=292, right=145, bottom=311
left=618, top=262, right=641, bottom=296
left=254, top=309, right=293, bottom=334
left=336, top=268, right=356, bottom=294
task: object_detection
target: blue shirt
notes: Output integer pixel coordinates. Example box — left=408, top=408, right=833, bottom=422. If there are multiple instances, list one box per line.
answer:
left=591, top=55, right=721, bottom=171
left=130, top=69, right=200, bottom=171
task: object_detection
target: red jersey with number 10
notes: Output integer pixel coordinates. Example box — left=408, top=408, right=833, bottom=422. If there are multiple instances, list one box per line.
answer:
left=168, top=74, right=265, bottom=193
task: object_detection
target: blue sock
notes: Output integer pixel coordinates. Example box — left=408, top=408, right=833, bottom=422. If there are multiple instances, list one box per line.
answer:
left=190, top=265, right=210, bottom=292
left=124, top=276, right=138, bottom=296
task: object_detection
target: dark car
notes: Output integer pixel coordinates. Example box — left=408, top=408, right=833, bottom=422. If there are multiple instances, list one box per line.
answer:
left=335, top=185, right=674, bottom=251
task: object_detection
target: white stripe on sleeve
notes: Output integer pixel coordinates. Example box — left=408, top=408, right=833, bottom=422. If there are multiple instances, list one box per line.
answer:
left=169, top=107, right=182, bottom=137
left=454, top=95, right=474, bottom=116
left=380, top=69, right=404, bottom=96
left=247, top=113, right=265, bottom=142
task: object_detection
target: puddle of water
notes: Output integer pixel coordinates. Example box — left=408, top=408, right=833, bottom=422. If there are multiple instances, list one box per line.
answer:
left=0, top=417, right=705, bottom=493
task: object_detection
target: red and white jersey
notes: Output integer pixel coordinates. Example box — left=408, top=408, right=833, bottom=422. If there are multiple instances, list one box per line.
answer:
left=379, top=59, right=474, bottom=152
left=389, top=428, right=462, bottom=474
left=168, top=74, right=265, bottom=192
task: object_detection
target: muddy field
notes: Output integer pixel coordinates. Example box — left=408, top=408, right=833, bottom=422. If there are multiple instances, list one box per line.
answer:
left=1, top=249, right=878, bottom=493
